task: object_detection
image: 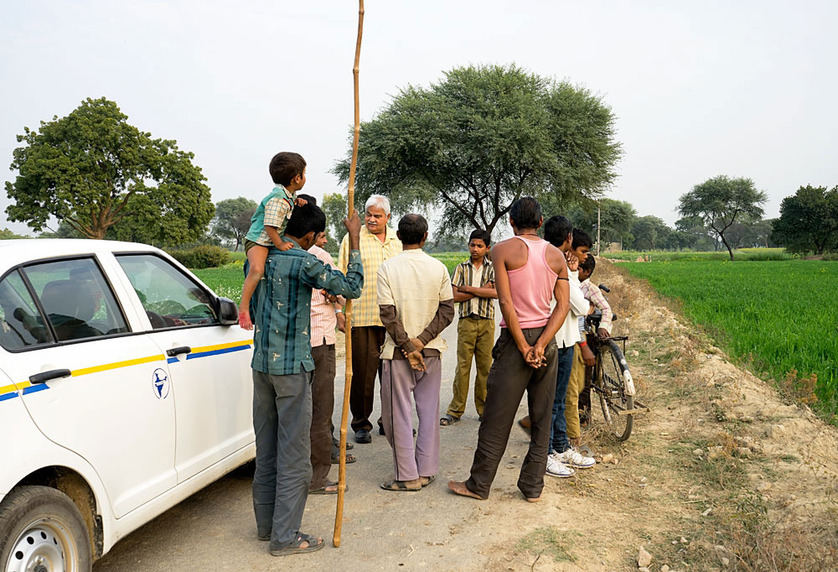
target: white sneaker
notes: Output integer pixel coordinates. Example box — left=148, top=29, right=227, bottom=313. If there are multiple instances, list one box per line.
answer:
left=555, top=447, right=596, bottom=469
left=546, top=454, right=575, bottom=478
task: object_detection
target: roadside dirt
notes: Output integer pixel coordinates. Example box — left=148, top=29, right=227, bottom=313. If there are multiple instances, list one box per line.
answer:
left=94, top=260, right=838, bottom=572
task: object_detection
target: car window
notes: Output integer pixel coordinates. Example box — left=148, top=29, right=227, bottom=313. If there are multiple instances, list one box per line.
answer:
left=0, top=270, right=55, bottom=349
left=21, top=258, right=130, bottom=342
left=116, top=254, right=218, bottom=329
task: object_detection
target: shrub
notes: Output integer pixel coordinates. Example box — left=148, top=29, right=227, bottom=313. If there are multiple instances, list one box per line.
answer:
left=167, top=245, right=230, bottom=269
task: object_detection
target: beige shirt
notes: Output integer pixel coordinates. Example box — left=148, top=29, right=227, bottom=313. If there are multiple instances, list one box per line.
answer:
left=376, top=249, right=454, bottom=360
left=338, top=225, right=402, bottom=327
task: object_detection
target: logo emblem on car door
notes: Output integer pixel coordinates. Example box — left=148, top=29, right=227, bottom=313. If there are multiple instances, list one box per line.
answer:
left=152, top=368, right=170, bottom=399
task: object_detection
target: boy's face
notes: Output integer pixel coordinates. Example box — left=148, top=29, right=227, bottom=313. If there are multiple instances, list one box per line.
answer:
left=468, top=239, right=488, bottom=261
left=578, top=267, right=592, bottom=282
left=315, top=232, right=327, bottom=248
left=571, top=245, right=590, bottom=264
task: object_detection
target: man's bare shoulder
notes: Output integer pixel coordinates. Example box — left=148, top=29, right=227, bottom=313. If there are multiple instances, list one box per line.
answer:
left=544, top=243, right=567, bottom=275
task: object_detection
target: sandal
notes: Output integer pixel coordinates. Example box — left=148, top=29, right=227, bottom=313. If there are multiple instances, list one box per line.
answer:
left=269, top=532, right=324, bottom=556
left=420, top=475, right=436, bottom=487
left=380, top=479, right=421, bottom=492
left=439, top=414, right=460, bottom=426
left=331, top=452, right=357, bottom=464
left=309, top=481, right=346, bottom=495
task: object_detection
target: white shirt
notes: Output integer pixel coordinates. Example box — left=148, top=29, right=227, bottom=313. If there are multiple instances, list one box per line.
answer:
left=555, top=269, right=590, bottom=349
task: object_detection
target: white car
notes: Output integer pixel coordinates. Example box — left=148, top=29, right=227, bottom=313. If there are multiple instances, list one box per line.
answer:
left=0, top=239, right=255, bottom=571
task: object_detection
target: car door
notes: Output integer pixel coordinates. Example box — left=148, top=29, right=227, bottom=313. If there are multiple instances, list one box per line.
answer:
left=114, top=253, right=253, bottom=483
left=0, top=257, right=177, bottom=519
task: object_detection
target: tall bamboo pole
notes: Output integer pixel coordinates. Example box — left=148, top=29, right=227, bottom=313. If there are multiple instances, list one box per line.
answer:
left=334, top=0, right=364, bottom=548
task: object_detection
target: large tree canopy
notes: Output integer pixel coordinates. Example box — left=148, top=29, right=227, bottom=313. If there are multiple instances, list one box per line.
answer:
left=771, top=185, right=838, bottom=255
left=5, top=97, right=214, bottom=242
left=333, top=64, right=622, bottom=236
left=213, top=197, right=257, bottom=251
left=678, top=175, right=767, bottom=260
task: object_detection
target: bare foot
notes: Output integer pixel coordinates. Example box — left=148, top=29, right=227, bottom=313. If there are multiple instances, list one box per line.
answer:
left=448, top=480, right=484, bottom=500
left=525, top=495, right=541, bottom=503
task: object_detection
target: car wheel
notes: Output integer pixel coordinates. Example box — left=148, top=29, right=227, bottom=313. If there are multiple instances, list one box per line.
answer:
left=0, top=486, right=92, bottom=572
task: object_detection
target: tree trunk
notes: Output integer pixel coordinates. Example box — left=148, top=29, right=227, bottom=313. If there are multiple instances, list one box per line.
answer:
left=720, top=232, right=735, bottom=260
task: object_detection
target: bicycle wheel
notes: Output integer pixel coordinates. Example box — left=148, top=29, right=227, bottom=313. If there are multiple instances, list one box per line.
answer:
left=596, top=340, right=634, bottom=441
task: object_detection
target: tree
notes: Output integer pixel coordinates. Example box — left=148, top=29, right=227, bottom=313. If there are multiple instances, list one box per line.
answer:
left=322, top=192, right=350, bottom=246
left=630, top=215, right=671, bottom=250
left=5, top=97, right=214, bottom=242
left=0, top=228, right=27, bottom=240
left=333, top=64, right=622, bottom=236
left=566, top=198, right=636, bottom=248
left=772, top=185, right=838, bottom=255
left=213, top=197, right=257, bottom=251
left=678, top=176, right=767, bottom=260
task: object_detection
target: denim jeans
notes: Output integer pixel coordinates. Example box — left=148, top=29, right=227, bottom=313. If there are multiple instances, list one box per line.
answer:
left=251, top=369, right=313, bottom=549
left=549, top=346, right=576, bottom=454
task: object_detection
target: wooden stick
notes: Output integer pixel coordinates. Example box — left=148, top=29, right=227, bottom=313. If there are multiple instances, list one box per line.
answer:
left=334, top=0, right=364, bottom=548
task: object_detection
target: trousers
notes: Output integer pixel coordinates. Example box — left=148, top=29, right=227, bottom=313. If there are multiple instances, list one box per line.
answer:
left=251, top=369, right=312, bottom=549
left=446, top=316, right=494, bottom=419
left=380, top=357, right=442, bottom=481
left=465, top=327, right=558, bottom=499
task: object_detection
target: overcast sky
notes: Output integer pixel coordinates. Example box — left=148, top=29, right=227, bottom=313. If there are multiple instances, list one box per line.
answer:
left=2, top=0, right=836, bottom=237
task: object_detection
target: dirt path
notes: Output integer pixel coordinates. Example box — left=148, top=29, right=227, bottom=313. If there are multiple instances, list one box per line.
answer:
left=94, top=261, right=838, bottom=571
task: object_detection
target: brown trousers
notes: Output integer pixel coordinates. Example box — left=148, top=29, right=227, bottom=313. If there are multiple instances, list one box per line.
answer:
left=310, top=343, right=336, bottom=489
left=349, top=326, right=386, bottom=432
left=465, top=327, right=558, bottom=500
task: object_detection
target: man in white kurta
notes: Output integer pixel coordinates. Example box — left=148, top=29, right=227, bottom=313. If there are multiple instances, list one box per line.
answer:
left=376, top=214, right=454, bottom=491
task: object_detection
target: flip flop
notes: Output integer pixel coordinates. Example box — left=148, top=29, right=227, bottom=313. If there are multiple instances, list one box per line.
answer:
left=440, top=414, right=460, bottom=426
left=269, top=532, right=324, bottom=556
left=331, top=452, right=357, bottom=464
left=420, top=475, right=436, bottom=487
left=380, top=479, right=421, bottom=492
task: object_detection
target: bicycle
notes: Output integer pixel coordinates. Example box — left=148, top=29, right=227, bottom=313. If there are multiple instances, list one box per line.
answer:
left=582, top=284, right=647, bottom=441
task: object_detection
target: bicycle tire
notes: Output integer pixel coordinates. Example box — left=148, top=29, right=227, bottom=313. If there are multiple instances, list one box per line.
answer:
left=596, top=339, right=634, bottom=441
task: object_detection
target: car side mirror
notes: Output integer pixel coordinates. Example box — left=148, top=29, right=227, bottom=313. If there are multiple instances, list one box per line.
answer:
left=217, top=297, right=238, bottom=326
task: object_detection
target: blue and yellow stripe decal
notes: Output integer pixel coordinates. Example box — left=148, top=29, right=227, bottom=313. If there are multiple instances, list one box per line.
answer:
left=167, top=339, right=253, bottom=364
left=0, top=339, right=252, bottom=402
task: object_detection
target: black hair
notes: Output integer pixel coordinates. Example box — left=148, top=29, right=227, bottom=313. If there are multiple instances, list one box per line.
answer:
left=508, top=197, right=542, bottom=230
left=579, top=254, right=596, bottom=275
left=285, top=202, right=326, bottom=238
left=269, top=152, right=307, bottom=186
left=543, top=215, right=573, bottom=248
left=297, top=193, right=316, bottom=206
left=397, top=214, right=428, bottom=246
left=572, top=228, right=593, bottom=250
left=469, top=228, right=491, bottom=246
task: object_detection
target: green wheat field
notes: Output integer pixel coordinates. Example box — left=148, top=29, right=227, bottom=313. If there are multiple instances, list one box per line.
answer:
left=617, top=258, right=837, bottom=416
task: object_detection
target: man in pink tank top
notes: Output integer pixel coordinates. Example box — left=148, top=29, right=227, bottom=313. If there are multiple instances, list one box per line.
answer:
left=449, top=197, right=570, bottom=502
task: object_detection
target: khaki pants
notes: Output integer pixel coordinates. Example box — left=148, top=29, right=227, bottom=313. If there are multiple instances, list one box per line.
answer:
left=564, top=344, right=586, bottom=441
left=446, top=316, right=494, bottom=418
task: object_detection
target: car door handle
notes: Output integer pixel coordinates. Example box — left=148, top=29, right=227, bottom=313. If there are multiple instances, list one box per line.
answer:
left=166, top=346, right=192, bottom=357
left=29, top=369, right=72, bottom=384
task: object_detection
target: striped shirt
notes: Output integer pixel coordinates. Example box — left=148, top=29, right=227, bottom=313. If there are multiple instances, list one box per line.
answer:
left=309, top=245, right=342, bottom=347
left=245, top=185, right=295, bottom=246
left=579, top=278, right=613, bottom=333
left=251, top=243, right=363, bottom=376
left=338, top=225, right=402, bottom=327
left=451, top=257, right=495, bottom=320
